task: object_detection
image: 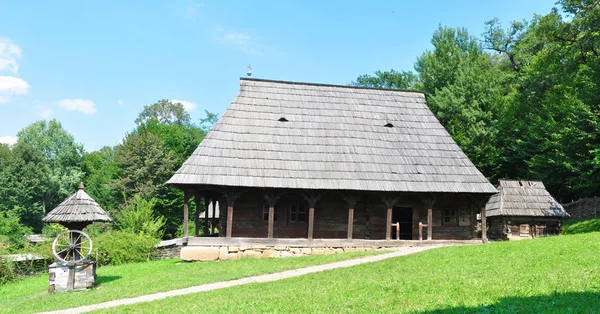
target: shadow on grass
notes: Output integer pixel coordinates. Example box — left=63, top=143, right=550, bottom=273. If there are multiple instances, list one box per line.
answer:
left=96, top=275, right=121, bottom=286
left=419, top=291, right=600, bottom=313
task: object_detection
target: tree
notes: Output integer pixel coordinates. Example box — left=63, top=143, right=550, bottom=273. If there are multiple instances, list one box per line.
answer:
left=81, top=146, right=119, bottom=210
left=352, top=70, right=420, bottom=90
left=135, top=99, right=191, bottom=125
left=16, top=120, right=84, bottom=213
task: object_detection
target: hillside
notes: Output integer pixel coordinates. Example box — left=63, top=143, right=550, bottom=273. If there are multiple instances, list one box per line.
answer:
left=106, top=233, right=600, bottom=313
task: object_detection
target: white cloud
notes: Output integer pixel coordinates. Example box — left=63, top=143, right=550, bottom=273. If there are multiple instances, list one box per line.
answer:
left=36, top=105, right=53, bottom=119
left=0, top=38, right=22, bottom=73
left=171, top=99, right=196, bottom=111
left=117, top=99, right=123, bottom=105
left=57, top=98, right=97, bottom=115
left=0, top=135, right=17, bottom=145
left=0, top=76, right=30, bottom=103
left=215, top=29, right=270, bottom=56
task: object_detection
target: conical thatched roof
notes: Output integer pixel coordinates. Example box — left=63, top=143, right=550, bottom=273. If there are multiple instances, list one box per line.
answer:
left=168, top=78, right=496, bottom=194
left=42, top=183, right=112, bottom=224
left=486, top=180, right=569, bottom=217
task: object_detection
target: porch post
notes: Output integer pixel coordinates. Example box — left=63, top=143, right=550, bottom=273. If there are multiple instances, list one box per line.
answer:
left=264, top=194, right=280, bottom=239
left=421, top=197, right=436, bottom=241
left=304, top=193, right=320, bottom=240
left=183, top=192, right=190, bottom=238
left=194, top=193, right=202, bottom=236
left=382, top=197, right=397, bottom=240
left=211, top=200, right=217, bottom=234
left=225, top=192, right=240, bottom=238
left=481, top=205, right=488, bottom=243
left=204, top=197, right=211, bottom=235
left=345, top=197, right=359, bottom=240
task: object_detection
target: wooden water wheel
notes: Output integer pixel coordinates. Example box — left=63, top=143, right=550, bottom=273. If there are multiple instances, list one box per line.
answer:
left=52, top=230, right=93, bottom=263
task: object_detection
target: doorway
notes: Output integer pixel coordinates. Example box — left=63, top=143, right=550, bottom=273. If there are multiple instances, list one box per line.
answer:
left=392, top=207, right=413, bottom=240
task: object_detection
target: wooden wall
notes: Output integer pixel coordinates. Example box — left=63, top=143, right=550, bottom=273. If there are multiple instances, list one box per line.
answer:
left=222, top=190, right=478, bottom=240
left=487, top=216, right=563, bottom=240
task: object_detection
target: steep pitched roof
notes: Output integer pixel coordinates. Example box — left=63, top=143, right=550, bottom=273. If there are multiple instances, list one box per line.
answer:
left=486, top=180, right=569, bottom=217
left=168, top=78, right=496, bottom=193
left=42, top=183, right=112, bottom=223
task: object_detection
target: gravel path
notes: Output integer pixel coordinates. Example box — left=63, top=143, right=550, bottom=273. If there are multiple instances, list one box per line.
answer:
left=39, top=245, right=444, bottom=314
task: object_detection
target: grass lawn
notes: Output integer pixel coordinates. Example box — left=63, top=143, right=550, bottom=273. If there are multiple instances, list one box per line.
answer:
left=0, top=250, right=385, bottom=314
left=101, top=233, right=600, bottom=314
left=563, top=217, right=600, bottom=234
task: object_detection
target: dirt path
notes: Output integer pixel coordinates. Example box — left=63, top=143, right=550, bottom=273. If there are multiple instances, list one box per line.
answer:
left=39, top=245, right=444, bottom=314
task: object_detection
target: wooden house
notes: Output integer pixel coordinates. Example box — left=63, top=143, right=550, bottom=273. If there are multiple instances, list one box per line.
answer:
left=168, top=78, right=497, bottom=256
left=485, top=180, right=569, bottom=240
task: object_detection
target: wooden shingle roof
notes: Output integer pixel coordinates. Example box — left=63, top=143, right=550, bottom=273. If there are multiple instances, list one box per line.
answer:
left=486, top=180, right=569, bottom=217
left=168, top=78, right=497, bottom=194
left=42, top=183, right=112, bottom=223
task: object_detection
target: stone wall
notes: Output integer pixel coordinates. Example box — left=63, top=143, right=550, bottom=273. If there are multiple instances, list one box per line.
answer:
left=155, top=245, right=181, bottom=260
left=180, top=245, right=380, bottom=262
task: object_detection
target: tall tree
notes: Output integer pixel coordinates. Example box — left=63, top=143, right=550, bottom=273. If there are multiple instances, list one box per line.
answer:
left=135, top=99, right=191, bottom=125
left=352, top=70, right=420, bottom=90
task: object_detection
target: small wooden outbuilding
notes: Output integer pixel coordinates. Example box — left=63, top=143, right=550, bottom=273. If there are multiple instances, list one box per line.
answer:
left=486, top=180, right=569, bottom=240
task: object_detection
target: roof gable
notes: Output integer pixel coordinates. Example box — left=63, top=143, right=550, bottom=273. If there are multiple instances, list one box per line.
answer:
left=486, top=180, right=569, bottom=217
left=168, top=78, right=496, bottom=193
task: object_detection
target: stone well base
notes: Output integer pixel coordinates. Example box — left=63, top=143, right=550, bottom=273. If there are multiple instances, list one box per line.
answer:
left=180, top=245, right=378, bottom=262
left=48, top=260, right=96, bottom=292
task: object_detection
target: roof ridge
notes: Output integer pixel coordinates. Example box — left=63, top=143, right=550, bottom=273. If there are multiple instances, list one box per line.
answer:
left=240, top=77, right=425, bottom=94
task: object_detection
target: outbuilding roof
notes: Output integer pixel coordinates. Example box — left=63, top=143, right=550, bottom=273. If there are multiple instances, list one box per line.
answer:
left=486, top=180, right=569, bottom=217
left=168, top=78, right=496, bottom=194
left=42, top=183, right=113, bottom=224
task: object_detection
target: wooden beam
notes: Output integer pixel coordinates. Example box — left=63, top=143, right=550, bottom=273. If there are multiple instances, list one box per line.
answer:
left=268, top=205, right=275, bottom=238
left=481, top=206, right=488, bottom=243
left=226, top=204, right=233, bottom=238
left=386, top=207, right=392, bottom=240
left=308, top=206, right=315, bottom=240
left=211, top=200, right=217, bottom=234
left=427, top=207, right=433, bottom=241
left=347, top=208, right=354, bottom=240
left=194, top=193, right=201, bottom=237
left=395, top=222, right=400, bottom=240
left=419, top=222, right=423, bottom=241
left=183, top=192, right=190, bottom=238
left=204, top=197, right=211, bottom=235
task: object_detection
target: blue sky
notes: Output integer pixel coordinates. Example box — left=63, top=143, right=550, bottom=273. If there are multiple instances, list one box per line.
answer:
left=0, top=0, right=556, bottom=151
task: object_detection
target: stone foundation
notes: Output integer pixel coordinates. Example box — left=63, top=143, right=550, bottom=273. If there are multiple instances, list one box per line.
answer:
left=180, top=245, right=380, bottom=261
left=48, top=261, right=96, bottom=292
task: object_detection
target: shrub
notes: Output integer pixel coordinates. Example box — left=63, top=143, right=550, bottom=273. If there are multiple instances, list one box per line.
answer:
left=41, top=223, right=67, bottom=239
left=93, top=230, right=160, bottom=266
left=0, top=211, right=32, bottom=252
left=116, top=195, right=166, bottom=239
left=0, top=258, right=16, bottom=285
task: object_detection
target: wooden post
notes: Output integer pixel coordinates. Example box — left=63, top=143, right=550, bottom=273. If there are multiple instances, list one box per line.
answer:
left=212, top=200, right=217, bottom=234
left=419, top=222, right=423, bottom=241
left=396, top=223, right=400, bottom=240
left=421, top=197, right=435, bottom=241
left=268, top=205, right=275, bottom=238
left=183, top=192, right=190, bottom=238
left=204, top=197, right=211, bottom=235
left=304, top=193, right=320, bottom=240
left=386, top=207, right=392, bottom=240
left=194, top=193, right=201, bottom=237
left=481, top=206, right=488, bottom=243
left=382, top=197, right=398, bottom=241
left=226, top=204, right=233, bottom=238
left=344, top=196, right=359, bottom=240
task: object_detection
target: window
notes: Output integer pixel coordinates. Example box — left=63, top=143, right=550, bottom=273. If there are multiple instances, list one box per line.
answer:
left=520, top=224, right=530, bottom=237
left=443, top=209, right=458, bottom=226
left=289, top=203, right=306, bottom=222
left=262, top=204, right=279, bottom=222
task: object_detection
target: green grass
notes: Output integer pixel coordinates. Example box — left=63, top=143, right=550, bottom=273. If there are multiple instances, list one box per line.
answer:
left=563, top=218, right=600, bottom=234
left=0, top=250, right=385, bottom=314
left=101, top=233, right=600, bottom=313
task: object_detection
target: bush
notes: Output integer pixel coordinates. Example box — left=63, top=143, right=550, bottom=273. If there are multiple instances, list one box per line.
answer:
left=0, top=258, right=16, bottom=285
left=41, top=223, right=67, bottom=239
left=0, top=211, right=32, bottom=252
left=116, top=195, right=165, bottom=239
left=93, top=230, right=160, bottom=266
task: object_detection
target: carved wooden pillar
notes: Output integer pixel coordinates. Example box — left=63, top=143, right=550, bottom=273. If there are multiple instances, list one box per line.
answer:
left=421, top=197, right=436, bottom=241
left=204, top=196, right=212, bottom=235
left=382, top=197, right=398, bottom=240
left=225, top=192, right=240, bottom=238
left=264, top=194, right=280, bottom=239
left=194, top=192, right=202, bottom=237
left=481, top=204, right=488, bottom=243
left=211, top=200, right=217, bottom=234
left=183, top=192, right=190, bottom=238
left=345, top=196, right=359, bottom=240
left=304, top=193, right=320, bottom=240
